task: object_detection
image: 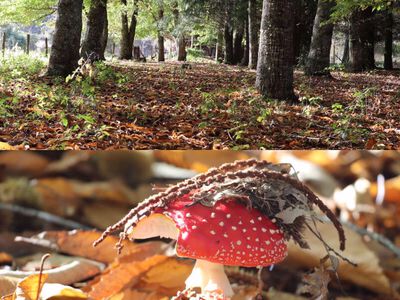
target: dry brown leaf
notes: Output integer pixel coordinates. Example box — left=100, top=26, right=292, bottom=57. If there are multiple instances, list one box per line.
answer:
left=0, top=152, right=49, bottom=178
left=85, top=255, right=169, bottom=299
left=0, top=252, right=13, bottom=265
left=82, top=203, right=131, bottom=230
left=34, top=178, right=80, bottom=217
left=154, top=150, right=250, bottom=172
left=137, top=257, right=193, bottom=295
left=27, top=231, right=166, bottom=264
left=284, top=222, right=393, bottom=295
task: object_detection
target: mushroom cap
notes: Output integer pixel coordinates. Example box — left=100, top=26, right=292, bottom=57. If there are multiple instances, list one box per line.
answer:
left=129, top=194, right=288, bottom=268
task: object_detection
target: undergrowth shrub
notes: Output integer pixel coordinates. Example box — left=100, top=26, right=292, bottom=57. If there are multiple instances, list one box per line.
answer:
left=0, top=52, right=45, bottom=79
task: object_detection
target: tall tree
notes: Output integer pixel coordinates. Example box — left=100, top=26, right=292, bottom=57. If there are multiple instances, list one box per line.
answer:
left=119, top=0, right=139, bottom=59
left=172, top=1, right=187, bottom=61
left=233, top=22, right=244, bottom=64
left=248, top=0, right=259, bottom=69
left=304, top=0, right=335, bottom=76
left=81, top=0, right=108, bottom=60
left=383, top=9, right=393, bottom=70
left=256, top=0, right=296, bottom=101
left=224, top=0, right=234, bottom=64
left=47, top=0, right=83, bottom=76
left=157, top=5, right=165, bottom=61
left=349, top=7, right=375, bottom=71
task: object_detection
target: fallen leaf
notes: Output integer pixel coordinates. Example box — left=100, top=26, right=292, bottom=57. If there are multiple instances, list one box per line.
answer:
left=24, top=231, right=166, bottom=264
left=0, top=142, right=15, bottom=150
left=85, top=255, right=169, bottom=299
left=284, top=222, right=393, bottom=295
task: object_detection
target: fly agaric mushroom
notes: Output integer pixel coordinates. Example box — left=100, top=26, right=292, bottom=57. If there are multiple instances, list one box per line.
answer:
left=94, top=159, right=346, bottom=298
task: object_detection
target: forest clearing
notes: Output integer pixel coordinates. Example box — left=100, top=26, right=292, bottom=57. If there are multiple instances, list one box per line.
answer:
left=1, top=60, right=399, bottom=150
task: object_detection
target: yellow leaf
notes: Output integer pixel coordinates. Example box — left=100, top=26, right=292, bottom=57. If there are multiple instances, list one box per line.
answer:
left=18, top=274, right=49, bottom=300
left=40, top=284, right=87, bottom=300
left=0, top=142, right=15, bottom=150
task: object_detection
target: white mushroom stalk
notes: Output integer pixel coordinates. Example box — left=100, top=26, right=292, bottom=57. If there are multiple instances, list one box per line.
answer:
left=185, top=260, right=234, bottom=297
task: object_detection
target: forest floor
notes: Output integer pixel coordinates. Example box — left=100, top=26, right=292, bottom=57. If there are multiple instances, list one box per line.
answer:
left=0, top=60, right=399, bottom=150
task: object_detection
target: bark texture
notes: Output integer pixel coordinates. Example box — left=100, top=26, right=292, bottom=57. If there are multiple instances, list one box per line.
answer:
left=119, top=0, right=138, bottom=60
left=157, top=7, right=165, bottom=62
left=47, top=0, right=83, bottom=76
left=384, top=10, right=393, bottom=70
left=233, top=23, right=244, bottom=64
left=81, top=0, right=108, bottom=60
left=224, top=26, right=234, bottom=64
left=256, top=0, right=296, bottom=101
left=350, top=7, right=375, bottom=72
left=100, top=11, right=109, bottom=57
left=342, top=29, right=350, bottom=64
left=241, top=18, right=249, bottom=66
left=248, top=0, right=259, bottom=69
left=304, top=0, right=335, bottom=75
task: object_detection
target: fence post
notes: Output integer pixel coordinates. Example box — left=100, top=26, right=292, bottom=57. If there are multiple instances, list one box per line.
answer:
left=45, top=37, right=48, bottom=57
left=2, top=32, right=5, bottom=57
left=26, top=34, right=30, bottom=54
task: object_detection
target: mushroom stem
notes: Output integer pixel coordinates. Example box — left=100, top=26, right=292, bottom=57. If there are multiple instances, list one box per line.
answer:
left=185, top=259, right=234, bottom=298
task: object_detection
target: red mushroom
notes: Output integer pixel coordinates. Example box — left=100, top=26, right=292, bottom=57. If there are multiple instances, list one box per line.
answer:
left=126, top=193, right=287, bottom=297
left=94, top=159, right=346, bottom=298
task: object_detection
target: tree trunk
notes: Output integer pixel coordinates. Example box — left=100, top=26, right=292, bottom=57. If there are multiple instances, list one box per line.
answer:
left=119, top=0, right=138, bottom=60
left=80, top=0, right=107, bottom=60
left=384, top=10, right=393, bottom=70
left=177, top=36, right=187, bottom=61
left=256, top=0, right=296, bottom=101
left=342, top=29, right=350, bottom=64
left=158, top=35, right=165, bottom=61
left=293, top=0, right=318, bottom=66
left=304, top=0, right=335, bottom=76
left=248, top=0, right=259, bottom=69
left=172, top=2, right=187, bottom=61
left=157, top=7, right=165, bottom=62
left=100, top=10, right=109, bottom=58
left=233, top=22, right=244, bottom=64
left=47, top=0, right=83, bottom=76
left=241, top=17, right=249, bottom=66
left=349, top=7, right=375, bottom=72
left=224, top=22, right=234, bottom=64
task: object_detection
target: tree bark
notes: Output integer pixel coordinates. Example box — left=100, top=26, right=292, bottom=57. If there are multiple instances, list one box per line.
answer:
left=256, top=0, right=296, bottom=101
left=304, top=0, right=335, bottom=76
left=241, top=17, right=249, bottom=66
left=100, top=10, right=108, bottom=57
left=349, top=7, right=375, bottom=72
left=157, top=7, right=165, bottom=62
left=47, top=0, right=83, bottom=76
left=293, top=0, right=318, bottom=66
left=81, top=0, right=107, bottom=61
left=384, top=9, right=393, bottom=70
left=172, top=2, right=187, bottom=61
left=224, top=23, right=234, bottom=64
left=119, top=0, right=138, bottom=60
left=233, top=23, right=244, bottom=64
left=342, top=29, right=350, bottom=64
left=248, top=0, right=259, bottom=69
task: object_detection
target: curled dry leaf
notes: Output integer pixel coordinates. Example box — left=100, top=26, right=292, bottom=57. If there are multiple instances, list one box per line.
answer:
left=0, top=276, right=19, bottom=297
left=0, top=257, right=104, bottom=286
left=22, top=231, right=166, bottom=264
left=284, top=222, right=393, bottom=295
left=84, top=255, right=169, bottom=299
